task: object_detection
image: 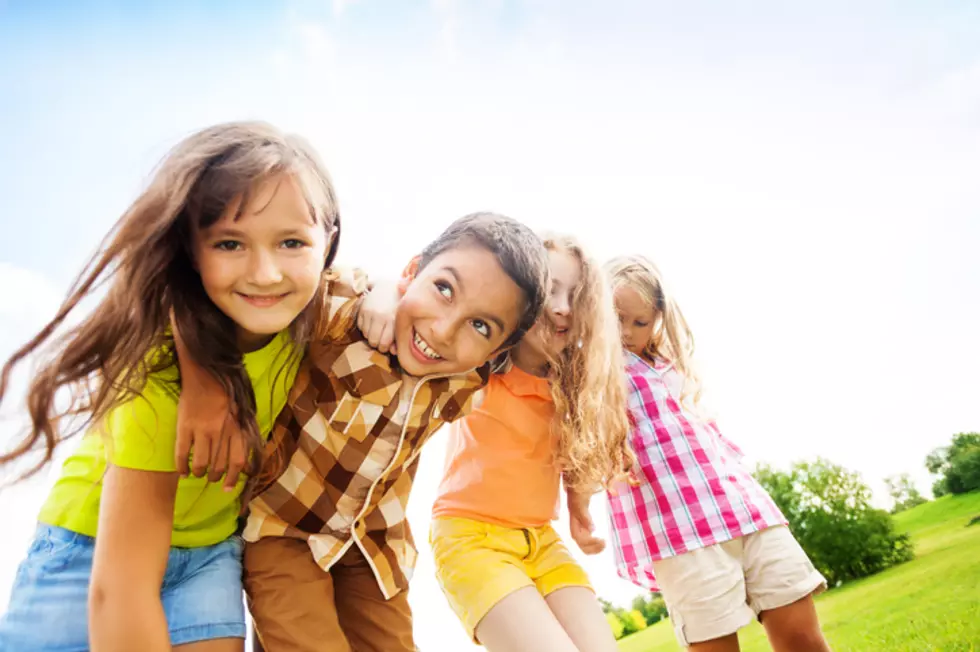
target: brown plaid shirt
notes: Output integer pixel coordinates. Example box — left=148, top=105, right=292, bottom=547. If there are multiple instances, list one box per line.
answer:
left=242, top=268, right=490, bottom=599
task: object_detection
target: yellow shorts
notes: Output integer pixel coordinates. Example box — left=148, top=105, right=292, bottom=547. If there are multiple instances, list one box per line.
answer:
left=430, top=516, right=593, bottom=642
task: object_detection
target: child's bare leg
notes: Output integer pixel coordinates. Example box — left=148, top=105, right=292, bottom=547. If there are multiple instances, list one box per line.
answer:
left=175, top=639, right=244, bottom=652
left=759, top=595, right=831, bottom=652
left=475, top=586, right=579, bottom=652
left=545, top=586, right=618, bottom=652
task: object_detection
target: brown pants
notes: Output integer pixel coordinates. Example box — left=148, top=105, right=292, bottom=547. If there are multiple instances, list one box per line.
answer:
left=245, top=537, right=415, bottom=652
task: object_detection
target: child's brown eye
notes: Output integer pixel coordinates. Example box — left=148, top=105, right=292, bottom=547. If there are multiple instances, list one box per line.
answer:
left=214, top=240, right=242, bottom=252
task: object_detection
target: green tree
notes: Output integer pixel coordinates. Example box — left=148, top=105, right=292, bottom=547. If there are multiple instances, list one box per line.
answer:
left=631, top=594, right=668, bottom=626
left=885, top=473, right=927, bottom=513
left=755, top=458, right=914, bottom=586
left=926, top=433, right=980, bottom=496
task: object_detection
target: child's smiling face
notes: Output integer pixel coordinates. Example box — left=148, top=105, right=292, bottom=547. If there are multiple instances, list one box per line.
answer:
left=392, top=245, right=524, bottom=377
left=522, top=248, right=582, bottom=361
left=192, top=173, right=330, bottom=352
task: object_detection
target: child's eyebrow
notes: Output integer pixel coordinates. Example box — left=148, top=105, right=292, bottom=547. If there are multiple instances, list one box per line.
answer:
left=207, top=227, right=248, bottom=239
left=205, top=227, right=308, bottom=239
left=479, top=312, right=507, bottom=334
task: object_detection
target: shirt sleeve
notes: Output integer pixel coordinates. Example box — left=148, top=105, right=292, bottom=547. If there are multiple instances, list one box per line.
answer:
left=314, top=266, right=370, bottom=342
left=104, top=374, right=181, bottom=473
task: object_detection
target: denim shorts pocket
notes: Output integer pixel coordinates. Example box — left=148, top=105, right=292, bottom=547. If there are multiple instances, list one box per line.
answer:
left=24, top=525, right=89, bottom=576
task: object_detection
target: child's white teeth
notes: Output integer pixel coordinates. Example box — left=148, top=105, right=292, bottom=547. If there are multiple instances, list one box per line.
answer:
left=414, top=332, right=442, bottom=360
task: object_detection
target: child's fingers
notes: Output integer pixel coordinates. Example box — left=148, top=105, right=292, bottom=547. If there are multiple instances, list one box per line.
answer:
left=355, top=308, right=370, bottom=333
left=208, top=427, right=230, bottom=484
left=364, top=315, right=386, bottom=350
left=190, top=433, right=212, bottom=478
left=175, top=426, right=193, bottom=477
left=224, top=429, right=247, bottom=493
left=584, top=538, right=606, bottom=555
left=379, top=320, right=395, bottom=353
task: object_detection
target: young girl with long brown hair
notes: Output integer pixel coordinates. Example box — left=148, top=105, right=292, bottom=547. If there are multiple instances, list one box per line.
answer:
left=590, top=255, right=831, bottom=652
left=0, top=121, right=341, bottom=652
left=358, top=234, right=632, bottom=652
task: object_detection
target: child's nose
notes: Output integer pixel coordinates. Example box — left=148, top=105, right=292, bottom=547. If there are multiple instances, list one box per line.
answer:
left=429, top=317, right=456, bottom=345
left=553, top=297, right=571, bottom=316
left=248, top=250, right=283, bottom=285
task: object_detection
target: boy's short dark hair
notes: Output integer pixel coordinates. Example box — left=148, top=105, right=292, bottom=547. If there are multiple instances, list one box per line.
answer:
left=419, top=212, right=548, bottom=347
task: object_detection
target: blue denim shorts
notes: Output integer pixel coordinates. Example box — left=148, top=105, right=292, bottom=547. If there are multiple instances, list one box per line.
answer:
left=0, top=523, right=246, bottom=651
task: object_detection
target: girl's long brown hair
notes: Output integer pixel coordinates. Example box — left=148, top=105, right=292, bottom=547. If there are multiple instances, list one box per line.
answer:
left=0, top=121, right=340, bottom=483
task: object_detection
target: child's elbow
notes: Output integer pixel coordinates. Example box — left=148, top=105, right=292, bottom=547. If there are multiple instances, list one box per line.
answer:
left=88, top=574, right=151, bottom=621
left=88, top=576, right=117, bottom=620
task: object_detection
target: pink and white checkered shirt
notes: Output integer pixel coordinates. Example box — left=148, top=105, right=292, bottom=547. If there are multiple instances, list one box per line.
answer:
left=607, top=353, right=786, bottom=592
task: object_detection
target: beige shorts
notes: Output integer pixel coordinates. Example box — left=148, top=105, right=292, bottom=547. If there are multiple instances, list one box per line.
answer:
left=653, top=525, right=827, bottom=647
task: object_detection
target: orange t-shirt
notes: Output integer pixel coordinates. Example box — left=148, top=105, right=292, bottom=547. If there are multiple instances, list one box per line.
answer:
left=431, top=365, right=561, bottom=529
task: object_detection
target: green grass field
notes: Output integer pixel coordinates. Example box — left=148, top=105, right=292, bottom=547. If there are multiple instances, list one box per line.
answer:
left=618, top=492, right=980, bottom=652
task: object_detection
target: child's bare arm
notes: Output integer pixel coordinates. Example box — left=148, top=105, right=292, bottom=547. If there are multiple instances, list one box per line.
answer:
left=173, top=319, right=244, bottom=491
left=89, top=466, right=177, bottom=651
left=565, top=482, right=606, bottom=555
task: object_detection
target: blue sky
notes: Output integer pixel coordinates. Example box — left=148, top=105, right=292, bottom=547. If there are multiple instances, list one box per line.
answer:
left=1, top=1, right=979, bottom=649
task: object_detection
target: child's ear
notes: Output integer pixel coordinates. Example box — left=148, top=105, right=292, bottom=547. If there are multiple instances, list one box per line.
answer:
left=397, top=275, right=411, bottom=297
left=397, top=255, right=421, bottom=297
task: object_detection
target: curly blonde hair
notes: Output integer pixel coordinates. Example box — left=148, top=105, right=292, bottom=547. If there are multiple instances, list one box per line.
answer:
left=605, top=254, right=703, bottom=409
left=541, top=235, right=633, bottom=494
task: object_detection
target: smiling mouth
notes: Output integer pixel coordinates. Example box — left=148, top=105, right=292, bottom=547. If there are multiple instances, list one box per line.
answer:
left=412, top=329, right=443, bottom=362
left=237, top=292, right=289, bottom=308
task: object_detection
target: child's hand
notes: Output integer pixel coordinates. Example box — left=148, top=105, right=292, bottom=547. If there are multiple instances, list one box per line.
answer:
left=567, top=489, right=606, bottom=555
left=356, top=279, right=400, bottom=354
left=172, top=315, right=245, bottom=492
left=175, top=388, right=245, bottom=492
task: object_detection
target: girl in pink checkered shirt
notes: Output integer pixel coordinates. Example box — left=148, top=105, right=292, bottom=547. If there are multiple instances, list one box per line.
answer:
left=581, top=255, right=831, bottom=652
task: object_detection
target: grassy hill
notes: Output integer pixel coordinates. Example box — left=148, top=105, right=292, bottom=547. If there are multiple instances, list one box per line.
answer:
left=618, top=492, right=980, bottom=652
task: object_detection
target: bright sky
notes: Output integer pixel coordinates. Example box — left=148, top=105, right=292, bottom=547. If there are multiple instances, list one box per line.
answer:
left=1, top=1, right=978, bottom=650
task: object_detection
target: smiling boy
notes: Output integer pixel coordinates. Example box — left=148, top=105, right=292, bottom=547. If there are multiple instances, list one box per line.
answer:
left=177, top=212, right=549, bottom=652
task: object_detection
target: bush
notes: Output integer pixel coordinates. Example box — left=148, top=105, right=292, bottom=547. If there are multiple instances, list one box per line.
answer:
left=624, top=610, right=647, bottom=634
left=928, top=433, right=980, bottom=496
left=632, top=594, right=668, bottom=626
left=605, top=611, right=625, bottom=639
left=602, top=596, right=660, bottom=639
left=755, top=458, right=915, bottom=586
